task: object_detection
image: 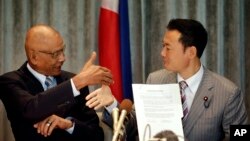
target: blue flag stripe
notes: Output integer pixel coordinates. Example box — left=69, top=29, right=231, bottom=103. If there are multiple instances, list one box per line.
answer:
left=119, top=0, right=133, bottom=101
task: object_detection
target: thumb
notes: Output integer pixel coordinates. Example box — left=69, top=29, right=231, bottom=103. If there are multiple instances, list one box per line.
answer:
left=83, top=51, right=96, bottom=71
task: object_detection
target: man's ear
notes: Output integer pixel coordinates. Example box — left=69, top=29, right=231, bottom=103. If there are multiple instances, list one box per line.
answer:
left=29, top=51, right=38, bottom=65
left=188, top=46, right=197, bottom=58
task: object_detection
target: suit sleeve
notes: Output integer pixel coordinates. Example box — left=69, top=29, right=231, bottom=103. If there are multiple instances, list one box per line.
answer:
left=67, top=87, right=104, bottom=141
left=0, top=71, right=104, bottom=141
left=222, top=87, right=248, bottom=139
left=0, top=74, right=75, bottom=121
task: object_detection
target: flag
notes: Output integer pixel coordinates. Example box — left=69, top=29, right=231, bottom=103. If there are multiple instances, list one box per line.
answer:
left=98, top=0, right=133, bottom=102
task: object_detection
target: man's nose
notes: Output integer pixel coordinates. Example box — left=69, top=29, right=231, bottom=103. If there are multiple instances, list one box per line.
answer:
left=58, top=52, right=65, bottom=62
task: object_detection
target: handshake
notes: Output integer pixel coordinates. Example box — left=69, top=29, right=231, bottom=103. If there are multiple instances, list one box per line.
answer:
left=85, top=85, right=133, bottom=141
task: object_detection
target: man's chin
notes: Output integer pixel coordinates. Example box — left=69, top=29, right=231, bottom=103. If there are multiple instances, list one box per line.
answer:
left=162, top=62, right=178, bottom=72
left=164, top=64, right=170, bottom=70
left=53, top=70, right=62, bottom=76
left=164, top=66, right=174, bottom=72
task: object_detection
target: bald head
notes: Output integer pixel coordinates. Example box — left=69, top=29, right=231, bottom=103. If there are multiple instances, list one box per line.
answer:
left=24, top=25, right=65, bottom=75
left=25, top=25, right=62, bottom=51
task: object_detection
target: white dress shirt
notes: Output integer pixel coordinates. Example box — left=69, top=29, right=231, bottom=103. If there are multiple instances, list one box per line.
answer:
left=177, top=65, right=204, bottom=111
left=27, top=63, right=78, bottom=134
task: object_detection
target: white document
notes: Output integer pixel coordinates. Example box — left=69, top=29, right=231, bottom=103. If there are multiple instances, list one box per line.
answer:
left=132, top=84, right=185, bottom=141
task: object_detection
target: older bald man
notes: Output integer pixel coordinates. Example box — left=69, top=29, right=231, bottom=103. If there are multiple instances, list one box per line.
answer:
left=0, top=24, right=113, bottom=141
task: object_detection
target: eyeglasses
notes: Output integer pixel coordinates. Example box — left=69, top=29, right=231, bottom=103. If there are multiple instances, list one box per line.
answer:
left=38, top=45, right=66, bottom=59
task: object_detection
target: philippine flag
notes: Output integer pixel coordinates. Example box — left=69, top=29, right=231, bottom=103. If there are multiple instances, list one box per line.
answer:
left=98, top=0, right=133, bottom=102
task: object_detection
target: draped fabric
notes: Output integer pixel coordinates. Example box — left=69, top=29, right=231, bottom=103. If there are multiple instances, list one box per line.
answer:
left=98, top=0, right=123, bottom=102
left=99, top=0, right=133, bottom=102
left=0, top=0, right=250, bottom=121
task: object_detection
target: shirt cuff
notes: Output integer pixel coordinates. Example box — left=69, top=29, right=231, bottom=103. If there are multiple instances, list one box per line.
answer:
left=105, top=99, right=118, bottom=114
left=65, top=117, right=75, bottom=134
left=70, top=79, right=80, bottom=97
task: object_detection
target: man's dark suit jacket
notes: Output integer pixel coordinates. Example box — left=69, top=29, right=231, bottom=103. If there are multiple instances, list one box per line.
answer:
left=0, top=62, right=104, bottom=141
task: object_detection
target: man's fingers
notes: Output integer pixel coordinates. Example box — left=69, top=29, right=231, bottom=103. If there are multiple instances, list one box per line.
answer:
left=86, top=89, right=100, bottom=100
left=42, top=120, right=52, bottom=137
left=86, top=93, right=100, bottom=108
left=86, top=89, right=101, bottom=107
left=101, top=79, right=114, bottom=86
left=47, top=121, right=56, bottom=136
left=86, top=98, right=97, bottom=108
left=87, top=95, right=102, bottom=109
left=87, top=51, right=97, bottom=65
left=33, top=123, right=41, bottom=133
left=33, top=123, right=38, bottom=128
left=82, top=52, right=96, bottom=71
left=88, top=101, right=99, bottom=109
left=39, top=119, right=49, bottom=135
left=100, top=66, right=110, bottom=72
left=97, top=67, right=113, bottom=85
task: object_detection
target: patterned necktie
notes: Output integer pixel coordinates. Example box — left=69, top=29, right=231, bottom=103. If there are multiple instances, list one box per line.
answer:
left=179, top=81, right=188, bottom=120
left=45, top=77, right=54, bottom=90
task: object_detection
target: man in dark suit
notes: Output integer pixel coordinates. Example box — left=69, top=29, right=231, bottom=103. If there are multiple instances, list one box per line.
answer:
left=0, top=24, right=113, bottom=141
left=85, top=19, right=248, bottom=141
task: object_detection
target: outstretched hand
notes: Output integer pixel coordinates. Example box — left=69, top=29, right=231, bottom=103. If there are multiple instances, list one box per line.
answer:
left=86, top=85, right=115, bottom=110
left=82, top=51, right=97, bottom=71
left=73, top=52, right=114, bottom=90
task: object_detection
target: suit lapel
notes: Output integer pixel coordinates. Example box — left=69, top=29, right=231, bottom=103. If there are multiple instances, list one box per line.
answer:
left=19, top=62, right=66, bottom=93
left=18, top=62, right=44, bottom=94
left=149, top=69, right=216, bottom=137
left=183, top=69, right=215, bottom=136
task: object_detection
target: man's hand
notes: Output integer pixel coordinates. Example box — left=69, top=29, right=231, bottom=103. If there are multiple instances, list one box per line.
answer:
left=86, top=85, right=115, bottom=110
left=72, top=52, right=114, bottom=90
left=33, top=115, right=73, bottom=137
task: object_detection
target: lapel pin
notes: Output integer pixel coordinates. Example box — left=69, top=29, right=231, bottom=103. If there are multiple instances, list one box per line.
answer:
left=203, top=96, right=209, bottom=108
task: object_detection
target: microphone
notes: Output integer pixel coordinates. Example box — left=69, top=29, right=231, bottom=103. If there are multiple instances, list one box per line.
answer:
left=112, top=109, right=127, bottom=141
left=112, top=107, right=119, bottom=131
left=112, top=99, right=133, bottom=141
left=119, top=99, right=133, bottom=113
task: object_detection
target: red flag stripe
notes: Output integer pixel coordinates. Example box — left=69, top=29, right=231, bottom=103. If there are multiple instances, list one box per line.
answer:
left=99, top=3, right=123, bottom=102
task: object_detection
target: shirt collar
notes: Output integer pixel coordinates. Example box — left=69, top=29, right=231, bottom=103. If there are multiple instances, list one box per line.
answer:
left=27, top=63, right=54, bottom=89
left=177, top=65, right=204, bottom=94
left=27, top=63, right=46, bottom=83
